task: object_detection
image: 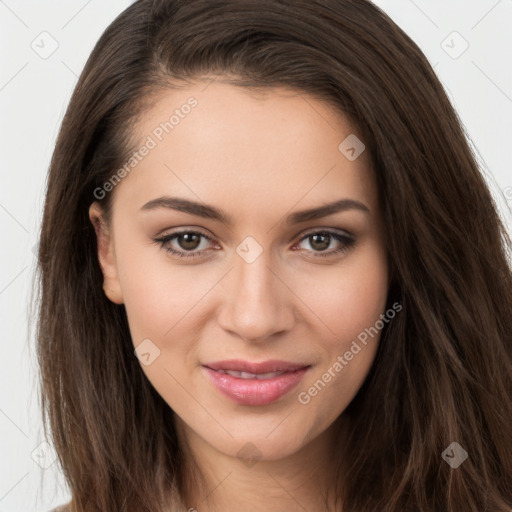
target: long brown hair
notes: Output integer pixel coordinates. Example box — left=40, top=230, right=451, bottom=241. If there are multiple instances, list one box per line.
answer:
left=33, top=0, right=512, bottom=510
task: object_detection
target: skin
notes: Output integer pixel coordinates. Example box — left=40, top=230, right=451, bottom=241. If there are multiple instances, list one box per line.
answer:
left=89, top=78, right=389, bottom=512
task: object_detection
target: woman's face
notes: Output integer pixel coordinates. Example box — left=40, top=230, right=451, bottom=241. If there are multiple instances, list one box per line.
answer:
left=90, top=79, right=389, bottom=463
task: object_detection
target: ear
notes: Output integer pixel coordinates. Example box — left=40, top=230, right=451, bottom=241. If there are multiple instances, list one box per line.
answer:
left=89, top=202, right=124, bottom=304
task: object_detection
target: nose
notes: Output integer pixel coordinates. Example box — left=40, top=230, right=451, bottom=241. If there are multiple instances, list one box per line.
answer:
left=217, top=250, right=296, bottom=343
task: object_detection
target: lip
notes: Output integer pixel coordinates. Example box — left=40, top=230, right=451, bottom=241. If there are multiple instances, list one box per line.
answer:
left=204, top=359, right=309, bottom=374
left=202, top=359, right=311, bottom=406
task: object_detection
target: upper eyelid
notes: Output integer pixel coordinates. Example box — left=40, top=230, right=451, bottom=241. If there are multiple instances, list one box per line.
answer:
left=297, top=226, right=353, bottom=238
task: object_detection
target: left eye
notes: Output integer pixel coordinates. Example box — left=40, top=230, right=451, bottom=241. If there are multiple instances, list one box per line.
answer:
left=295, top=231, right=355, bottom=257
left=154, top=229, right=355, bottom=260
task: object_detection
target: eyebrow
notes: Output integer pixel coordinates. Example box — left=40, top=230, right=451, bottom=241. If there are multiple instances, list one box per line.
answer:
left=140, top=196, right=370, bottom=225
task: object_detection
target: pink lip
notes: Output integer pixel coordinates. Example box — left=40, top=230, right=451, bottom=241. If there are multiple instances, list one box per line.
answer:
left=202, top=359, right=310, bottom=406
left=204, top=359, right=309, bottom=374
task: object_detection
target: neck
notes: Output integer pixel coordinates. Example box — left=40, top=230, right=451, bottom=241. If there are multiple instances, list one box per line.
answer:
left=173, top=416, right=347, bottom=512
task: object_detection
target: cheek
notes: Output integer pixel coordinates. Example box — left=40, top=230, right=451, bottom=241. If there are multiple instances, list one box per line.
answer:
left=114, top=232, right=217, bottom=344
left=117, top=250, right=211, bottom=403
left=290, top=242, right=389, bottom=343
left=291, top=243, right=388, bottom=416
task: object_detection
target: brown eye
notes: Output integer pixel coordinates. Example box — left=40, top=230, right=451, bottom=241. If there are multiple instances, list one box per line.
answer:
left=308, top=233, right=331, bottom=251
left=296, top=230, right=355, bottom=258
left=175, top=232, right=202, bottom=251
left=154, top=230, right=216, bottom=259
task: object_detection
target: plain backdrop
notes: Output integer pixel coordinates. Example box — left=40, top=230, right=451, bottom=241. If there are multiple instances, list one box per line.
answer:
left=0, top=1, right=511, bottom=510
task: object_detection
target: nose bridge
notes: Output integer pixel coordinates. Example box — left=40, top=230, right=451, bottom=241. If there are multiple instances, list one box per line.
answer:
left=218, top=242, right=295, bottom=341
left=235, top=248, right=276, bottom=303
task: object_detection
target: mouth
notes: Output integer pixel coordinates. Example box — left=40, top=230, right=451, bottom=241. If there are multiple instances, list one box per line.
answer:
left=202, top=359, right=311, bottom=406
left=211, top=369, right=294, bottom=379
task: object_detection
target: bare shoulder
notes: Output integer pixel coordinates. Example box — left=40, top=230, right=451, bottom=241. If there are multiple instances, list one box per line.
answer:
left=47, top=503, right=71, bottom=512
left=46, top=495, right=188, bottom=511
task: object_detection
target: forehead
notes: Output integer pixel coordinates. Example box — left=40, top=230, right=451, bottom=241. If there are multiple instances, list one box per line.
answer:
left=112, top=79, right=377, bottom=221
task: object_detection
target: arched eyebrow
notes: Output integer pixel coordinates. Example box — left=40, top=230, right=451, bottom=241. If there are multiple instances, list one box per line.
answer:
left=286, top=198, right=370, bottom=223
left=140, top=196, right=370, bottom=226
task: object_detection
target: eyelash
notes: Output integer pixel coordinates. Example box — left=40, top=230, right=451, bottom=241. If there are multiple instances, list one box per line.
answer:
left=153, top=229, right=356, bottom=260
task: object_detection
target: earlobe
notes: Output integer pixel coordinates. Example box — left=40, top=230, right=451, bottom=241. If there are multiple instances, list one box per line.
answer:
left=88, top=202, right=124, bottom=305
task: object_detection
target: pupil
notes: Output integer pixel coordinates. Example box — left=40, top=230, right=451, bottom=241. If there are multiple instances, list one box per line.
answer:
left=311, top=233, right=329, bottom=251
left=179, top=233, right=200, bottom=250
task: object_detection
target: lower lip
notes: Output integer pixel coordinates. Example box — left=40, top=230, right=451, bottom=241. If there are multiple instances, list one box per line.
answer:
left=202, top=366, right=310, bottom=406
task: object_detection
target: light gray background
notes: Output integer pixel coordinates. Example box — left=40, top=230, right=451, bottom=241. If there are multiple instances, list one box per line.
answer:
left=1, top=1, right=511, bottom=511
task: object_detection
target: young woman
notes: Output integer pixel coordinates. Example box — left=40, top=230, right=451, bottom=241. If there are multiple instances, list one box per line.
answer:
left=35, top=0, right=512, bottom=511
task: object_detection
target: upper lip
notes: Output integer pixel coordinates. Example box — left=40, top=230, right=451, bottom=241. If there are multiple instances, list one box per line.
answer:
left=203, top=359, right=310, bottom=374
